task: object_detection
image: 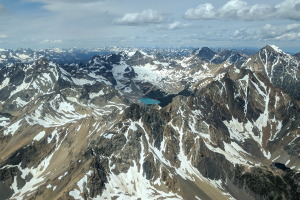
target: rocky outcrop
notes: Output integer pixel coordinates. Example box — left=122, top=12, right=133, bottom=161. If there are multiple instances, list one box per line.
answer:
left=123, top=66, right=136, bottom=78
left=126, top=50, right=154, bottom=66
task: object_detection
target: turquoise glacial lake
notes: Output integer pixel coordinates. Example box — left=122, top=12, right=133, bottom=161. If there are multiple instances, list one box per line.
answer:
left=139, top=98, right=160, bottom=105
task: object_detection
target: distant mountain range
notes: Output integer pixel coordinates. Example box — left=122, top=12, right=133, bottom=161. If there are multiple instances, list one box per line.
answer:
left=0, top=45, right=300, bottom=200
left=0, top=47, right=116, bottom=65
left=0, top=47, right=265, bottom=65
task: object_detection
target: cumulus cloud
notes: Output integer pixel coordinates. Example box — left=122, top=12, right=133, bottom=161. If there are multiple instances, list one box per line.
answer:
left=261, top=23, right=300, bottom=40
left=286, top=23, right=300, bottom=31
left=114, top=9, right=167, bottom=25
left=275, top=0, right=300, bottom=21
left=222, top=1, right=274, bottom=20
left=41, top=39, right=63, bottom=44
left=232, top=23, right=300, bottom=41
left=184, top=0, right=300, bottom=21
left=184, top=3, right=216, bottom=19
left=276, top=23, right=300, bottom=40
left=246, top=4, right=275, bottom=20
left=219, top=0, right=248, bottom=18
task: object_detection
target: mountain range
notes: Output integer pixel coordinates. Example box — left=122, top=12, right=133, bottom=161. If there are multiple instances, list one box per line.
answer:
left=0, top=45, right=300, bottom=200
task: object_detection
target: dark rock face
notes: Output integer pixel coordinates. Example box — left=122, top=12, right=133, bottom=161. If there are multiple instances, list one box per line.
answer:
left=0, top=167, right=17, bottom=200
left=283, top=171, right=300, bottom=199
left=106, top=54, right=122, bottom=65
left=193, top=140, right=233, bottom=180
left=86, top=157, right=108, bottom=198
left=87, top=55, right=119, bottom=85
left=143, top=159, right=155, bottom=180
left=10, top=67, right=26, bottom=86
left=284, top=143, right=300, bottom=157
left=126, top=50, right=153, bottom=66
left=95, top=133, right=127, bottom=157
left=123, top=66, right=136, bottom=78
left=196, top=47, right=216, bottom=61
left=4, top=145, right=38, bottom=167
left=155, top=52, right=165, bottom=62
left=143, top=109, right=164, bottom=149
left=211, top=50, right=245, bottom=64
left=124, top=104, right=164, bottom=149
left=294, top=52, right=300, bottom=60
left=124, top=104, right=142, bottom=121
left=233, top=166, right=300, bottom=200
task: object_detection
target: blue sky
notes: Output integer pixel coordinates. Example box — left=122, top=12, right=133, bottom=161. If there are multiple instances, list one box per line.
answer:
left=0, top=0, right=300, bottom=52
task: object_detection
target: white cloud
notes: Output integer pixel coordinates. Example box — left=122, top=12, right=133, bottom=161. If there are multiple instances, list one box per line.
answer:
left=268, top=23, right=300, bottom=40
left=286, top=23, right=300, bottom=31
left=0, top=34, right=8, bottom=38
left=184, top=3, right=216, bottom=20
left=232, top=28, right=257, bottom=40
left=114, top=9, right=167, bottom=25
left=41, top=39, right=63, bottom=44
left=245, top=4, right=274, bottom=20
left=184, top=0, right=300, bottom=21
left=274, top=33, right=300, bottom=40
left=2, top=0, right=300, bottom=50
left=167, top=21, right=191, bottom=30
left=151, top=21, right=192, bottom=32
left=219, top=0, right=247, bottom=18
left=261, top=24, right=280, bottom=39
left=232, top=23, right=300, bottom=41
left=275, top=0, right=300, bottom=21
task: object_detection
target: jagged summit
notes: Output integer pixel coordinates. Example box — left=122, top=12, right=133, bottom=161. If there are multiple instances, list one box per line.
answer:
left=242, top=44, right=300, bottom=100
left=131, top=50, right=144, bottom=58
left=261, top=44, right=286, bottom=55
left=196, top=47, right=216, bottom=61
left=188, top=47, right=247, bottom=65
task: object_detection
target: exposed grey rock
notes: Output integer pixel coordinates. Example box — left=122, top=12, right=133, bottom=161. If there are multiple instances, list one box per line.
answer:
left=196, top=47, right=216, bottom=61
